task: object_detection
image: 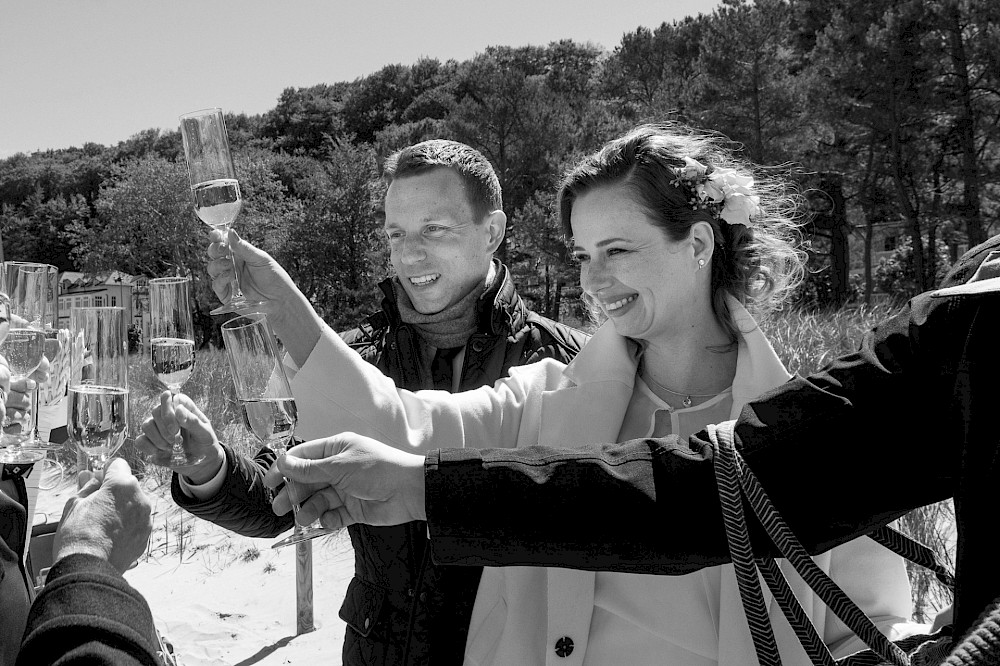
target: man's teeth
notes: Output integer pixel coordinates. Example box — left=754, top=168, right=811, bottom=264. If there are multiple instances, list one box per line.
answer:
left=605, top=295, right=637, bottom=311
left=410, top=274, right=439, bottom=285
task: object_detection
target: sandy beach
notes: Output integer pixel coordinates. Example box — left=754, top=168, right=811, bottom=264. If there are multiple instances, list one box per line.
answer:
left=35, top=473, right=355, bottom=666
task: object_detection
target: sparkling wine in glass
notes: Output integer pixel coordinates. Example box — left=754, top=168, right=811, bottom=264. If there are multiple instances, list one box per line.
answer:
left=148, top=276, right=203, bottom=467
left=5, top=262, right=62, bottom=451
left=68, top=307, right=129, bottom=472
left=179, top=108, right=262, bottom=315
left=0, top=264, right=48, bottom=463
left=221, top=313, right=335, bottom=548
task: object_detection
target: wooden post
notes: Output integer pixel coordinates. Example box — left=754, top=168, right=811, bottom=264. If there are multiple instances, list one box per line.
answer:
left=295, top=539, right=315, bottom=634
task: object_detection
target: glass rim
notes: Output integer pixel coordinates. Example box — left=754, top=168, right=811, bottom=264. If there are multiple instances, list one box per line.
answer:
left=179, top=107, right=224, bottom=120
left=4, top=261, right=56, bottom=270
left=221, top=312, right=268, bottom=331
left=149, top=276, right=191, bottom=285
left=70, top=306, right=125, bottom=312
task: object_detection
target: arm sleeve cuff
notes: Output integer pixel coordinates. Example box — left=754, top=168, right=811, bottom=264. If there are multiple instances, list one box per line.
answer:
left=176, top=456, right=230, bottom=499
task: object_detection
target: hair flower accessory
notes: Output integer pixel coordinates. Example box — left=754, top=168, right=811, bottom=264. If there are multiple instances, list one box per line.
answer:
left=672, top=158, right=761, bottom=226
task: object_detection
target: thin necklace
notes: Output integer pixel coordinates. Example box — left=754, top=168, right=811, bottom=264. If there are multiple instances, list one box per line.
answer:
left=640, top=361, right=732, bottom=408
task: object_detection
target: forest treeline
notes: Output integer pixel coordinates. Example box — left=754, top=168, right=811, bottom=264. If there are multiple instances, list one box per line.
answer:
left=1, top=0, right=997, bottom=344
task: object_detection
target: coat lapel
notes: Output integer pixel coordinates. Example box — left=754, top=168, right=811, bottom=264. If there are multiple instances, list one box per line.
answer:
left=537, top=322, right=638, bottom=448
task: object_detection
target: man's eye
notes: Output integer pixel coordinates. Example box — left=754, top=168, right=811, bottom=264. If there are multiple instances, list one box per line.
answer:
left=424, top=225, right=447, bottom=236
left=571, top=254, right=588, bottom=264
left=387, top=231, right=403, bottom=240
left=607, top=248, right=627, bottom=256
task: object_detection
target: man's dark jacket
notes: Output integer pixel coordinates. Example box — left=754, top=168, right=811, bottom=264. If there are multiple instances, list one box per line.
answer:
left=16, top=554, right=161, bottom=666
left=420, top=238, right=1000, bottom=654
left=173, top=262, right=588, bottom=665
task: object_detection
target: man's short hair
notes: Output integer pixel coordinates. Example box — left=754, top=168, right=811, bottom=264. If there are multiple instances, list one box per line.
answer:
left=382, top=140, right=502, bottom=221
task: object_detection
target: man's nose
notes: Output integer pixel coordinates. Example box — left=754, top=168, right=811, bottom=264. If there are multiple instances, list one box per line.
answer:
left=399, top=236, right=426, bottom=264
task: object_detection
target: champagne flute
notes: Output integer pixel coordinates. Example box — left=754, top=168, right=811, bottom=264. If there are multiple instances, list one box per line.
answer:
left=179, top=108, right=262, bottom=315
left=221, top=313, right=335, bottom=548
left=67, top=307, right=129, bottom=472
left=4, top=262, right=60, bottom=451
left=148, top=276, right=203, bottom=467
left=0, top=264, right=48, bottom=464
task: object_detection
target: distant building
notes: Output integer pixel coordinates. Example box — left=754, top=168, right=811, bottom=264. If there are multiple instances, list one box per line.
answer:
left=57, top=271, right=148, bottom=334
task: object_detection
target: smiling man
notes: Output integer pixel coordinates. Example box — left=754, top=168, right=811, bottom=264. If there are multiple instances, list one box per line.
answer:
left=332, top=141, right=587, bottom=663
left=161, top=139, right=588, bottom=666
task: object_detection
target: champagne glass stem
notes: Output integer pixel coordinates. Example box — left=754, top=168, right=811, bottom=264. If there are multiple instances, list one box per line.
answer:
left=28, top=385, right=40, bottom=443
left=167, top=388, right=189, bottom=466
left=221, top=223, right=248, bottom=304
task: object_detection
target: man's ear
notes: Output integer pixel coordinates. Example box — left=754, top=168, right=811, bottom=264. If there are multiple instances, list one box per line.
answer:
left=485, top=210, right=507, bottom=253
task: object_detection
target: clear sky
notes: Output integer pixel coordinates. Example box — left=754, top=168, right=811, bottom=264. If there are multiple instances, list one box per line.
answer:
left=0, top=0, right=718, bottom=158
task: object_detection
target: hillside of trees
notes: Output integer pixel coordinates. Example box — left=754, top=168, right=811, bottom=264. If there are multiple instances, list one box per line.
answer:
left=2, top=0, right=997, bottom=344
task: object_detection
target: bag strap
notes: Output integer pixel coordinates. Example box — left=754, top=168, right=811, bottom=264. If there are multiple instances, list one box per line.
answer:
left=709, top=420, right=911, bottom=666
left=867, top=526, right=955, bottom=592
left=709, top=421, right=781, bottom=666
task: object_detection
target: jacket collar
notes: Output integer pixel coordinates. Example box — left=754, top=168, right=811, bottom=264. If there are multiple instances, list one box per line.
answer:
left=561, top=295, right=791, bottom=408
left=377, top=259, right=527, bottom=336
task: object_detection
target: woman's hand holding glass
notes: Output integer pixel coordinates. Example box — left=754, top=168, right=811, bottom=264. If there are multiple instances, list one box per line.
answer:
left=135, top=391, right=224, bottom=484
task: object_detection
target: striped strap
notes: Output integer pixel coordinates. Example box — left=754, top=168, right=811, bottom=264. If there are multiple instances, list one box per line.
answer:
left=868, top=526, right=955, bottom=592
left=710, top=420, right=911, bottom=666
left=757, top=557, right=838, bottom=665
left=709, top=422, right=781, bottom=666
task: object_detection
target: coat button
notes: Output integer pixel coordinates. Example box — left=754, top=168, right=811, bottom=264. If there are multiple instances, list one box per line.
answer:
left=471, top=339, right=485, bottom=352
left=554, top=636, right=574, bottom=657
left=364, top=617, right=370, bottom=630
left=419, top=592, right=427, bottom=603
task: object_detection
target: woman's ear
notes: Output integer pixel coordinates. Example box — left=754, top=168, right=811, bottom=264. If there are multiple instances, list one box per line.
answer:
left=690, top=221, right=716, bottom=266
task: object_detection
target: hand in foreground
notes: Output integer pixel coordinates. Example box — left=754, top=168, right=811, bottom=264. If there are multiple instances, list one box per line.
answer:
left=135, top=391, right=223, bottom=483
left=53, top=458, right=153, bottom=574
left=264, top=432, right=427, bottom=530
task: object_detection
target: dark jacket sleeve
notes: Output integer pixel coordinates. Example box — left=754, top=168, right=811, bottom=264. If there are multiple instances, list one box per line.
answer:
left=17, top=553, right=161, bottom=666
left=171, top=444, right=294, bottom=537
left=426, top=285, right=965, bottom=572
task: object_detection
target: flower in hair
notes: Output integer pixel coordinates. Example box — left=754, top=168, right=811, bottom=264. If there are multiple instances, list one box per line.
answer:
left=672, top=158, right=761, bottom=227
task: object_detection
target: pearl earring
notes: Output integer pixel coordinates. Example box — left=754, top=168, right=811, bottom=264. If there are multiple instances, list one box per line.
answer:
left=697, top=259, right=706, bottom=270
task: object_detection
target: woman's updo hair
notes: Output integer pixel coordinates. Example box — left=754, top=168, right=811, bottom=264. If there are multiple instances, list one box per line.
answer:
left=557, top=122, right=806, bottom=343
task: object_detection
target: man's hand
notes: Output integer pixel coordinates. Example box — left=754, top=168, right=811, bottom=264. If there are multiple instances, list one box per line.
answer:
left=53, top=458, right=153, bottom=573
left=206, top=228, right=322, bottom=366
left=135, top=391, right=224, bottom=484
left=263, top=432, right=427, bottom=530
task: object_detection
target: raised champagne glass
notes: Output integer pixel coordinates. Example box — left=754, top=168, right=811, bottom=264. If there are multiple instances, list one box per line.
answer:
left=179, top=107, right=262, bottom=315
left=0, top=264, right=48, bottom=464
left=148, top=276, right=203, bottom=467
left=67, top=307, right=129, bottom=472
left=221, top=313, right=335, bottom=548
